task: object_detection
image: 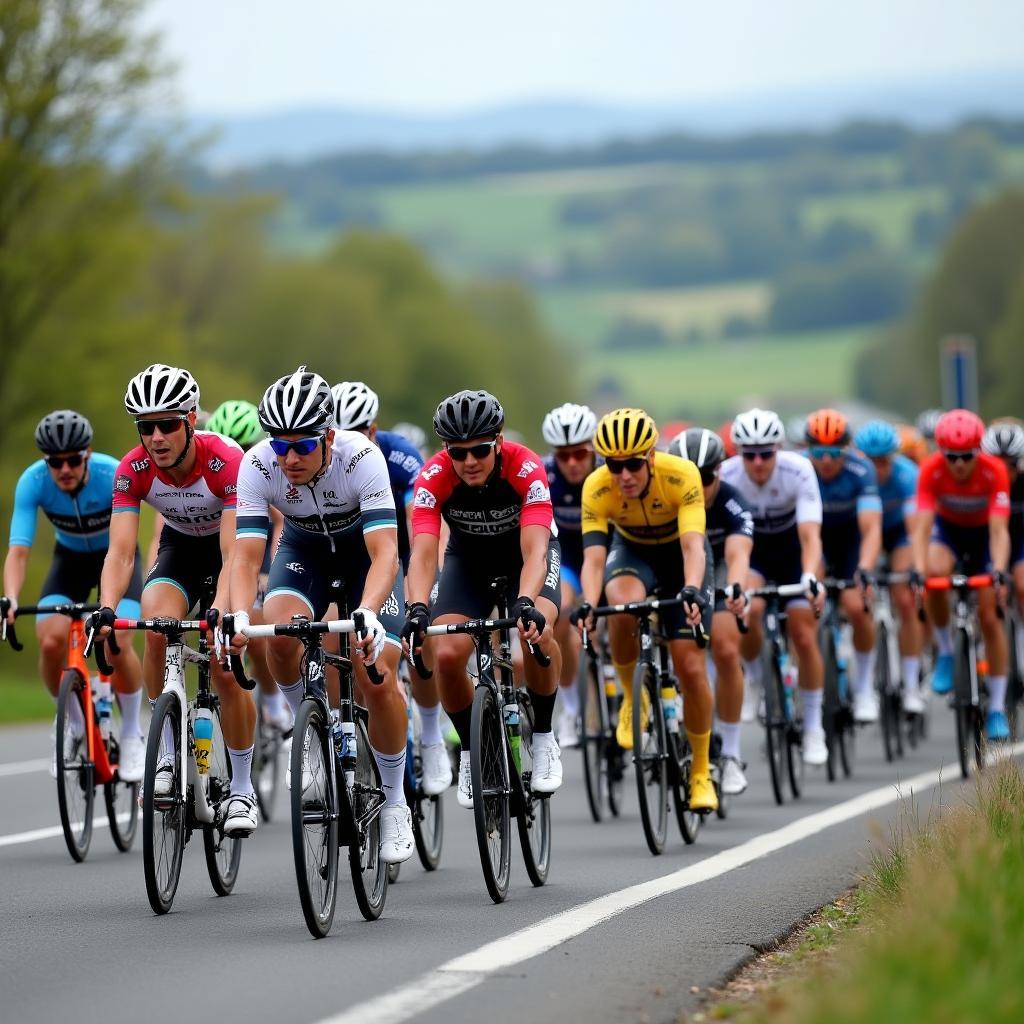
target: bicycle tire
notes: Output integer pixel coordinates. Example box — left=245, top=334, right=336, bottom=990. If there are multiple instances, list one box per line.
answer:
left=711, top=732, right=728, bottom=821
left=876, top=621, right=896, bottom=763
left=55, top=669, right=94, bottom=862
left=290, top=699, right=338, bottom=938
left=1007, top=615, right=1022, bottom=741
left=578, top=652, right=606, bottom=823
left=347, top=714, right=388, bottom=921
left=953, top=629, right=974, bottom=780
left=633, top=661, right=668, bottom=855
left=203, top=702, right=243, bottom=896
left=252, top=710, right=282, bottom=824
left=515, top=689, right=551, bottom=886
left=104, top=694, right=139, bottom=852
left=671, top=733, right=701, bottom=845
left=470, top=682, right=511, bottom=903
left=820, top=623, right=840, bottom=782
left=410, top=765, right=444, bottom=872
left=143, top=692, right=185, bottom=915
left=761, top=647, right=787, bottom=806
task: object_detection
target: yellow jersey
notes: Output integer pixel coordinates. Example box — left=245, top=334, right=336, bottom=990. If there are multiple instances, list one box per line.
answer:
left=581, top=451, right=705, bottom=547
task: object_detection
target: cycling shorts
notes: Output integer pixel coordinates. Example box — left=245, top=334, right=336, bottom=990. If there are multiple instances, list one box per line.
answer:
left=931, top=517, right=992, bottom=575
left=559, top=562, right=582, bottom=596
left=38, top=543, right=142, bottom=621
left=604, top=534, right=713, bottom=642
left=749, top=526, right=808, bottom=608
left=882, top=522, right=909, bottom=554
left=822, top=519, right=861, bottom=582
left=145, top=529, right=222, bottom=612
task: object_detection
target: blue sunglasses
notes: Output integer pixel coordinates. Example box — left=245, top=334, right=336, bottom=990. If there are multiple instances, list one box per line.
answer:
left=269, top=436, right=322, bottom=457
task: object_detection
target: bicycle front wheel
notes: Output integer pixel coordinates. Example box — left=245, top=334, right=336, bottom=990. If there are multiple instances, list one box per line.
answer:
left=578, top=652, right=607, bottom=822
left=203, top=702, right=243, bottom=897
left=252, top=710, right=283, bottom=824
left=105, top=693, right=139, bottom=852
left=410, top=751, right=444, bottom=872
left=953, top=630, right=975, bottom=780
left=820, top=624, right=840, bottom=783
left=143, top=692, right=186, bottom=915
left=55, top=669, right=94, bottom=862
left=633, top=662, right=668, bottom=855
left=515, top=690, right=551, bottom=886
left=876, top=621, right=896, bottom=763
left=1007, top=614, right=1023, bottom=741
left=346, top=714, right=388, bottom=921
left=761, top=648, right=787, bottom=806
left=470, top=682, right=511, bottom=903
left=671, top=733, right=701, bottom=845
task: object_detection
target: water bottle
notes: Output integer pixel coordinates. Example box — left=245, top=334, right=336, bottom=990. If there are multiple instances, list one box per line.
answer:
left=781, top=656, right=797, bottom=721
left=503, top=702, right=522, bottom=775
left=95, top=678, right=113, bottom=744
left=193, top=707, right=213, bottom=775
left=661, top=686, right=680, bottom=734
left=602, top=663, right=618, bottom=699
left=336, top=714, right=357, bottom=789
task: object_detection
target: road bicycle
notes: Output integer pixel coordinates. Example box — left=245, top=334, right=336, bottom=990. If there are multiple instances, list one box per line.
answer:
left=819, top=578, right=860, bottom=782
left=576, top=623, right=624, bottom=823
left=1005, top=593, right=1023, bottom=741
left=1, top=599, right=138, bottom=861
left=251, top=688, right=288, bottom=823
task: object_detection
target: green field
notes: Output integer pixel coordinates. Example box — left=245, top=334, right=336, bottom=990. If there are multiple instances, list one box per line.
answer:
left=800, top=185, right=948, bottom=249
left=1, top=670, right=53, bottom=724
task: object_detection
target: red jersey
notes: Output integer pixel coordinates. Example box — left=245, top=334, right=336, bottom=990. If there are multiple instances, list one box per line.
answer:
left=112, top=432, right=242, bottom=537
left=916, top=450, right=1010, bottom=528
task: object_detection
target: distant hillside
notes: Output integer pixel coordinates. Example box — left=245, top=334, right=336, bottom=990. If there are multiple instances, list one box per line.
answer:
left=191, top=69, right=1024, bottom=169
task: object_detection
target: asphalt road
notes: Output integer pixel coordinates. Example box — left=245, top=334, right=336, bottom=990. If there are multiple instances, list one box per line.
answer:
left=0, top=705, right=1009, bottom=1024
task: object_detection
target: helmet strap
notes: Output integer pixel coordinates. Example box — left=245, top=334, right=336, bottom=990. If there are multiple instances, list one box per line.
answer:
left=166, top=423, right=194, bottom=471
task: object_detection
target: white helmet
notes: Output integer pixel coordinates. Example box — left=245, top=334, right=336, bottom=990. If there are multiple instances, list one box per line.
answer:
left=732, top=408, right=785, bottom=448
left=391, top=421, right=427, bottom=451
left=332, top=381, right=380, bottom=431
left=124, top=364, right=200, bottom=416
left=258, top=366, right=334, bottom=435
left=982, top=422, right=1024, bottom=460
left=542, top=403, right=597, bottom=447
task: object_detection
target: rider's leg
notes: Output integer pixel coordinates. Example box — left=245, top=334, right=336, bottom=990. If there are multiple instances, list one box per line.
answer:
left=840, top=587, right=876, bottom=698
left=787, top=604, right=824, bottom=733
left=711, top=611, right=743, bottom=760
left=890, top=546, right=924, bottom=695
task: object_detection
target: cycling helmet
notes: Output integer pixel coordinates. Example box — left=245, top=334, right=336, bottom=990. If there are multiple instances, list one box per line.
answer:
left=35, top=410, right=93, bottom=454
left=668, top=427, right=726, bottom=470
left=916, top=408, right=944, bottom=441
left=805, top=408, right=850, bottom=447
left=934, top=408, right=984, bottom=452
left=124, top=364, right=200, bottom=416
left=982, top=422, right=1024, bottom=460
left=542, top=403, right=597, bottom=447
left=786, top=415, right=808, bottom=447
left=854, top=420, right=899, bottom=458
left=433, top=390, right=505, bottom=442
left=593, top=408, right=658, bottom=458
left=332, top=381, right=380, bottom=431
left=206, top=400, right=263, bottom=448
left=731, top=408, right=785, bottom=449
left=897, top=424, right=927, bottom=464
left=391, top=421, right=427, bottom=451
left=258, top=366, right=335, bottom=435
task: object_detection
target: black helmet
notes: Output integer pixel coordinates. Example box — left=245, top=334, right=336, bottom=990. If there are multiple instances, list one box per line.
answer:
left=433, top=389, right=504, bottom=442
left=35, top=410, right=93, bottom=455
left=668, top=427, right=726, bottom=470
left=258, top=365, right=335, bottom=435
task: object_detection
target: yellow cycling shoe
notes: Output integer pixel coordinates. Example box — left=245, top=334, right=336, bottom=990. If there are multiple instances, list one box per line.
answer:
left=615, top=687, right=651, bottom=751
left=688, top=772, right=719, bottom=813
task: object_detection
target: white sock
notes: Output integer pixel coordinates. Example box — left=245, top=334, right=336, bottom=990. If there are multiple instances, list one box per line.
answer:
left=854, top=650, right=876, bottom=696
left=417, top=701, right=442, bottom=746
left=987, top=675, right=1008, bottom=714
left=118, top=689, right=143, bottom=738
left=371, top=745, right=407, bottom=807
left=559, top=684, right=579, bottom=717
left=262, top=687, right=285, bottom=721
left=719, top=720, right=742, bottom=760
left=227, top=746, right=254, bottom=795
left=801, top=688, right=823, bottom=733
left=902, top=657, right=921, bottom=693
left=934, top=626, right=953, bottom=656
left=279, top=679, right=304, bottom=716
left=743, top=658, right=763, bottom=687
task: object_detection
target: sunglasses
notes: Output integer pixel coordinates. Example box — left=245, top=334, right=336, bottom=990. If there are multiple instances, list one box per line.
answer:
left=46, top=453, right=85, bottom=470
left=447, top=440, right=497, bottom=462
left=605, top=455, right=647, bottom=474
left=136, top=416, right=187, bottom=437
left=269, top=436, right=322, bottom=457
left=699, top=467, right=718, bottom=486
left=943, top=450, right=977, bottom=463
left=809, top=445, right=845, bottom=459
left=555, top=447, right=593, bottom=463
left=741, top=448, right=776, bottom=462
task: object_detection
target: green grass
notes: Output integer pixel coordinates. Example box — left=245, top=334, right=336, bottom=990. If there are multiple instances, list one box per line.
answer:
left=800, top=186, right=947, bottom=248
left=1, top=670, right=54, bottom=724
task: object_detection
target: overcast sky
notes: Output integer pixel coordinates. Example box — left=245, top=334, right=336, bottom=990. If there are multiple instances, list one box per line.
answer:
left=145, top=0, right=1024, bottom=115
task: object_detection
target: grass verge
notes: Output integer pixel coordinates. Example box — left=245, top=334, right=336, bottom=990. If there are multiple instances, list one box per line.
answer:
left=1, top=671, right=54, bottom=725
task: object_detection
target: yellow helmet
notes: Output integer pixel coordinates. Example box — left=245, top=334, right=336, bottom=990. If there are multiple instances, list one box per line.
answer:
left=594, top=408, right=659, bottom=458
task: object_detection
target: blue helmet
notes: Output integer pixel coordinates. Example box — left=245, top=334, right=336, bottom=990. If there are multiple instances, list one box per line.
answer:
left=854, top=420, right=899, bottom=458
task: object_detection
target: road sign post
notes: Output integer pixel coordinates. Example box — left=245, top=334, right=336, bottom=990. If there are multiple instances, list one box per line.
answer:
left=940, top=335, right=979, bottom=411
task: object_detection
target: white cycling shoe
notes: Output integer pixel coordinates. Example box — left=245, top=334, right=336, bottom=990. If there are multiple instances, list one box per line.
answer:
left=802, top=727, right=828, bottom=766
left=379, top=804, right=415, bottom=864
left=720, top=756, right=748, bottom=795
left=555, top=707, right=579, bottom=748
left=530, top=733, right=563, bottom=794
left=223, top=791, right=259, bottom=836
left=420, top=742, right=453, bottom=796
left=902, top=688, right=925, bottom=715
left=152, top=753, right=175, bottom=796
left=853, top=689, right=879, bottom=724
left=118, top=734, right=146, bottom=783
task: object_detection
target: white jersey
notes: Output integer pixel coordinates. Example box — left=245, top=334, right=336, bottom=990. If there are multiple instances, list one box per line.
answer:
left=235, top=431, right=397, bottom=552
left=719, top=450, right=822, bottom=535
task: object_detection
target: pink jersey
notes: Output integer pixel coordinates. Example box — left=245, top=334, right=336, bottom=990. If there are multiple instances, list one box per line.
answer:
left=112, top=432, right=242, bottom=537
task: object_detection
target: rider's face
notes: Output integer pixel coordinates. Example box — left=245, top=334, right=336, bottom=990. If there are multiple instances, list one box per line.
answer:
left=553, top=445, right=595, bottom=485
left=275, top=430, right=333, bottom=485
left=138, top=412, right=195, bottom=469
left=741, top=446, right=777, bottom=485
left=46, top=450, right=90, bottom=492
left=447, top=436, right=501, bottom=487
left=612, top=454, right=651, bottom=499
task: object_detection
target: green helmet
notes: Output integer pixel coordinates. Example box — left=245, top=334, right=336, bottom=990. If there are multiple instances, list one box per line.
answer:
left=206, top=400, right=263, bottom=448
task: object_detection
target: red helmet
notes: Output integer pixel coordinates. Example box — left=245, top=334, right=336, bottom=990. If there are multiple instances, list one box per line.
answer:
left=934, top=409, right=984, bottom=452
left=805, top=408, right=850, bottom=446
left=718, top=419, right=737, bottom=457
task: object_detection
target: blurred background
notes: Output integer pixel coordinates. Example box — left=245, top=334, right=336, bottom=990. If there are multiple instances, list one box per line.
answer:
left=2, top=0, right=1024, bottom=705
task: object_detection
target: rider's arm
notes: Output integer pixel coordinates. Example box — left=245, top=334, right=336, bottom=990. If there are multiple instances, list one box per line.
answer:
left=359, top=527, right=399, bottom=613
left=990, top=515, right=1011, bottom=575
left=4, top=467, right=40, bottom=611
left=518, top=524, right=552, bottom=602
left=2, top=545, right=30, bottom=613
left=680, top=531, right=707, bottom=589
left=856, top=507, right=882, bottom=572
left=99, top=510, right=139, bottom=610
left=724, top=533, right=753, bottom=585
left=211, top=509, right=237, bottom=613
left=229, top=534, right=267, bottom=614
left=146, top=514, right=164, bottom=570
left=580, top=543, right=607, bottom=609
left=406, top=531, right=439, bottom=606
left=910, top=508, right=934, bottom=575
left=797, top=520, right=823, bottom=576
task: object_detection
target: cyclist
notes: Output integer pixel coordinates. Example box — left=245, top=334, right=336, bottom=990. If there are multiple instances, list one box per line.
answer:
left=913, top=409, right=1011, bottom=740
left=853, top=420, right=925, bottom=714
left=720, top=408, right=828, bottom=765
left=401, top=389, right=564, bottom=809
left=576, top=408, right=718, bottom=812
left=390, top=421, right=429, bottom=459
left=332, top=380, right=451, bottom=796
left=916, top=408, right=944, bottom=451
left=804, top=409, right=883, bottom=723
left=228, top=367, right=413, bottom=862
left=669, top=427, right=753, bottom=796
left=982, top=420, right=1024, bottom=613
left=541, top=402, right=598, bottom=747
left=92, top=364, right=259, bottom=837
left=897, top=424, right=929, bottom=465
left=3, top=411, right=146, bottom=779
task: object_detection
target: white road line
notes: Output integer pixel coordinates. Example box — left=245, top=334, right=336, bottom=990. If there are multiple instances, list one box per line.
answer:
left=0, top=758, right=50, bottom=778
left=0, top=813, right=130, bottom=849
left=317, top=743, right=1024, bottom=1024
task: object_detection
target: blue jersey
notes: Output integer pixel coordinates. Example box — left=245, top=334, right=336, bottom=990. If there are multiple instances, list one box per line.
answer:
left=9, top=453, right=121, bottom=553
left=376, top=430, right=424, bottom=563
left=810, top=450, right=882, bottom=529
left=545, top=453, right=587, bottom=573
left=878, top=454, right=918, bottom=532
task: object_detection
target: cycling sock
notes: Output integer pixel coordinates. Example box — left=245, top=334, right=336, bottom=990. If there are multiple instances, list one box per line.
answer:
left=279, top=679, right=304, bottom=717
left=614, top=660, right=637, bottom=700
left=371, top=745, right=407, bottom=807
left=902, top=656, right=921, bottom=692
left=227, top=746, right=254, bottom=795
left=934, top=626, right=953, bottom=656
left=449, top=704, right=472, bottom=750
left=801, top=687, right=824, bottom=733
left=417, top=701, right=443, bottom=746
left=559, top=683, right=579, bottom=717
left=118, top=689, right=143, bottom=738
left=262, top=687, right=285, bottom=722
left=718, top=720, right=742, bottom=759
left=528, top=688, right=557, bottom=734
left=687, top=729, right=711, bottom=777
left=743, top=657, right=763, bottom=687
left=854, top=650, right=876, bottom=695
left=987, top=675, right=1008, bottom=714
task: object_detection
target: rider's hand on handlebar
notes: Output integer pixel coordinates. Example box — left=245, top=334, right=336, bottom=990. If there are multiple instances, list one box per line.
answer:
left=570, top=601, right=594, bottom=636
left=1, top=596, right=16, bottom=627
left=511, top=595, right=546, bottom=645
left=87, top=606, right=116, bottom=639
left=226, top=610, right=251, bottom=653
left=801, top=572, right=825, bottom=612
left=993, top=569, right=1010, bottom=607
left=354, top=607, right=386, bottom=666
left=677, top=586, right=709, bottom=627
left=723, top=583, right=748, bottom=617
left=401, top=601, right=430, bottom=658
left=853, top=567, right=876, bottom=601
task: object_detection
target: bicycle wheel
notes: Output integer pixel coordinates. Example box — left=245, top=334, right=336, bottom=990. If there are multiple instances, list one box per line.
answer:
left=346, top=714, right=388, bottom=921
left=290, top=699, right=338, bottom=938
left=876, top=622, right=896, bottom=763
left=515, top=690, right=551, bottom=886
left=671, top=734, right=702, bottom=845
left=470, top=682, right=511, bottom=903
left=143, top=692, right=186, bottom=915
left=410, top=751, right=444, bottom=872
left=761, top=648, right=787, bottom=806
left=1007, top=615, right=1022, bottom=741
left=820, top=624, right=840, bottom=782
left=606, top=691, right=625, bottom=817
left=104, top=693, right=139, bottom=852
left=203, top=703, right=243, bottom=897
left=633, top=662, right=668, bottom=855
left=952, top=630, right=974, bottom=780
left=55, top=669, right=94, bottom=862
left=578, top=652, right=606, bottom=823
left=252, top=710, right=282, bottom=824
left=711, top=733, right=728, bottom=821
